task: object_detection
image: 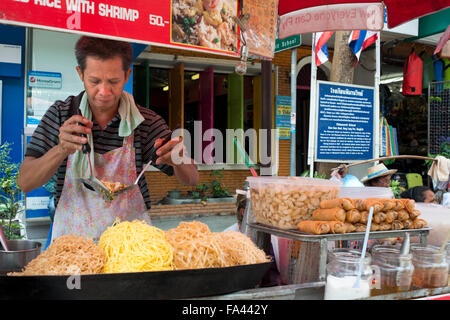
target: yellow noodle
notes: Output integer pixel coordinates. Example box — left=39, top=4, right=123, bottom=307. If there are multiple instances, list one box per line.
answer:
left=98, top=219, right=174, bottom=273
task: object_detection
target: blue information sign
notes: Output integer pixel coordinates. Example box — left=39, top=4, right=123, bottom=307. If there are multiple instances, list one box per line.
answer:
left=315, top=81, right=374, bottom=161
left=275, top=96, right=291, bottom=140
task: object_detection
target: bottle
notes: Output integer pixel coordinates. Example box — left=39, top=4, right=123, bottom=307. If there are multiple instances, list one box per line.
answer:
left=411, top=245, right=449, bottom=288
left=324, top=248, right=373, bottom=300
left=370, top=245, right=414, bottom=296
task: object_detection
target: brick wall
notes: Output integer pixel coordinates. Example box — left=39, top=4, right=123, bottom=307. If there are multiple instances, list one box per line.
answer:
left=149, top=202, right=236, bottom=217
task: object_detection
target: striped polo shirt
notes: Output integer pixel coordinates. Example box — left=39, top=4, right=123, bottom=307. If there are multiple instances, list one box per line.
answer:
left=25, top=91, right=174, bottom=210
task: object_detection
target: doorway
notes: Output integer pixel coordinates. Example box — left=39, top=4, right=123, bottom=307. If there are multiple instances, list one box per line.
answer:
left=295, top=63, right=328, bottom=175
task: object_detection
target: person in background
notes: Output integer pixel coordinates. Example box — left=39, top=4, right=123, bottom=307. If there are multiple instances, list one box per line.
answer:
left=360, top=163, right=397, bottom=188
left=223, top=193, right=245, bottom=232
left=400, top=186, right=437, bottom=203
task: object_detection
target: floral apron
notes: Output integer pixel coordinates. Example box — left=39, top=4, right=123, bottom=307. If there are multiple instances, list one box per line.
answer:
left=52, top=134, right=149, bottom=242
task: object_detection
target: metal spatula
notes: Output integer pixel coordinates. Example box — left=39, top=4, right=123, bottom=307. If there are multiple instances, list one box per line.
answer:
left=104, top=160, right=153, bottom=196
left=104, top=134, right=174, bottom=197
left=78, top=149, right=114, bottom=200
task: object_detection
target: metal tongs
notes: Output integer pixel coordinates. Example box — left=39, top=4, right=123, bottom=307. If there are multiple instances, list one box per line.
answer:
left=75, top=111, right=113, bottom=200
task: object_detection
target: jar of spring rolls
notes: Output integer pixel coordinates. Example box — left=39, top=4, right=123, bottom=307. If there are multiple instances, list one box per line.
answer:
left=411, top=245, right=448, bottom=288
left=324, top=249, right=373, bottom=300
left=370, top=245, right=414, bottom=296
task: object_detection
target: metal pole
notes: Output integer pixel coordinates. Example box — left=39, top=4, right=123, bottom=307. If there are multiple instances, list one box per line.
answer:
left=373, top=32, right=381, bottom=162
left=261, top=60, right=273, bottom=174
left=290, top=48, right=297, bottom=176
left=307, top=33, right=318, bottom=178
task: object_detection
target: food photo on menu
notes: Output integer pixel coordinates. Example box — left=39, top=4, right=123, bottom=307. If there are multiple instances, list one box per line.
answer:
left=171, top=0, right=238, bottom=52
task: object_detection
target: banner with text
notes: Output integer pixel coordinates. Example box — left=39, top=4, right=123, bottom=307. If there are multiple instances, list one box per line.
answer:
left=1, top=0, right=240, bottom=57
left=315, top=81, right=374, bottom=162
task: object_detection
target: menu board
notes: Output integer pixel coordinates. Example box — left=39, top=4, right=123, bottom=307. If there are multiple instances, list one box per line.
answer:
left=242, top=0, right=278, bottom=59
left=0, top=0, right=241, bottom=57
left=315, top=81, right=375, bottom=162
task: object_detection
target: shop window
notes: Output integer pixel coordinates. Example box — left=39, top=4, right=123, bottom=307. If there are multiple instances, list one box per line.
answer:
left=133, top=66, right=169, bottom=124
left=133, top=64, right=256, bottom=166
left=26, top=29, right=84, bottom=127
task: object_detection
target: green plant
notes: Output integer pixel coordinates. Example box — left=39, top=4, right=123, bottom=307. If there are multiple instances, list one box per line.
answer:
left=191, top=182, right=209, bottom=201
left=209, top=169, right=231, bottom=198
left=0, top=142, right=24, bottom=240
left=426, top=137, right=450, bottom=167
left=390, top=180, right=406, bottom=199
left=190, top=169, right=231, bottom=200
left=300, top=170, right=327, bottom=179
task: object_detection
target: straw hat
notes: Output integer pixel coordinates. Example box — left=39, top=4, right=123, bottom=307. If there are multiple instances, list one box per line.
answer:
left=361, top=163, right=397, bottom=183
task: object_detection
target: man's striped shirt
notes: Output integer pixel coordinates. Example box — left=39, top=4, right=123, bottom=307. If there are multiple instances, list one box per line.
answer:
left=25, top=92, right=174, bottom=210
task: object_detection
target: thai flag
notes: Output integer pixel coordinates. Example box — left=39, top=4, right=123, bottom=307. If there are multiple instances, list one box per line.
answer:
left=348, top=30, right=378, bottom=62
left=314, top=32, right=334, bottom=66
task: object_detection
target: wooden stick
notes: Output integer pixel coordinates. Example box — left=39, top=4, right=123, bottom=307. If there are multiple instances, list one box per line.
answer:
left=332, top=155, right=438, bottom=172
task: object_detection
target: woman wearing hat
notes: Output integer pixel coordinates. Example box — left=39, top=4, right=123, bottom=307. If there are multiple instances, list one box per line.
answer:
left=361, top=163, right=397, bottom=188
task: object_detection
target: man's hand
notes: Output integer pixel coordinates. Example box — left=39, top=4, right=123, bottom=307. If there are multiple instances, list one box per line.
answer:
left=153, top=136, right=199, bottom=186
left=18, top=115, right=93, bottom=193
left=154, top=136, right=186, bottom=166
left=58, top=115, right=93, bottom=156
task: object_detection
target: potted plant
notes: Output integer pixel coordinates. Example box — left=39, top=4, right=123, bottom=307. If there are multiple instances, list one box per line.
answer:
left=190, top=169, right=235, bottom=203
left=0, top=142, right=24, bottom=240
left=191, top=182, right=209, bottom=203
left=208, top=169, right=232, bottom=200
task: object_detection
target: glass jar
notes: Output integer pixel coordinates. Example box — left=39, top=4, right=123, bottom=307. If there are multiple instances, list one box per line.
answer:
left=411, top=245, right=449, bottom=288
left=324, top=248, right=373, bottom=300
left=429, top=242, right=450, bottom=276
left=370, top=245, right=414, bottom=296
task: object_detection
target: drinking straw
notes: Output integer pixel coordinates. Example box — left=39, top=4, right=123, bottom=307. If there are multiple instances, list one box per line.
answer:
left=439, top=229, right=450, bottom=254
left=353, top=206, right=374, bottom=288
left=233, top=137, right=258, bottom=177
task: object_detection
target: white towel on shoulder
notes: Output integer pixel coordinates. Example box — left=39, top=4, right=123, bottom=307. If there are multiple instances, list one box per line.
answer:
left=72, top=91, right=144, bottom=179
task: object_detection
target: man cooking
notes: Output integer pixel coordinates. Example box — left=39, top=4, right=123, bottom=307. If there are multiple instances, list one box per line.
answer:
left=18, top=36, right=199, bottom=241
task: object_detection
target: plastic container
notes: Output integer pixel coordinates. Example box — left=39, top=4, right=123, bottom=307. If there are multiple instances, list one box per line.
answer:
left=339, top=186, right=394, bottom=199
left=411, top=245, right=449, bottom=288
left=247, top=176, right=341, bottom=229
left=324, top=248, right=373, bottom=300
left=370, top=245, right=414, bottom=296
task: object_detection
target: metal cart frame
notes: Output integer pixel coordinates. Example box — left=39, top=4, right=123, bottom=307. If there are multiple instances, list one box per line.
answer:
left=248, top=222, right=430, bottom=282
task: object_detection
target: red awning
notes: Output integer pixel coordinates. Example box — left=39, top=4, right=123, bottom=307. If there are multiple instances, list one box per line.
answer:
left=278, top=0, right=450, bottom=30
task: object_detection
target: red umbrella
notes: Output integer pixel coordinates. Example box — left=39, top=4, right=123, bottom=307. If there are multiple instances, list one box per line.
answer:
left=278, top=0, right=450, bottom=38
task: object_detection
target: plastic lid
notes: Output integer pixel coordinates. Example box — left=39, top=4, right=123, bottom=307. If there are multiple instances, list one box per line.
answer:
left=246, top=176, right=342, bottom=186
